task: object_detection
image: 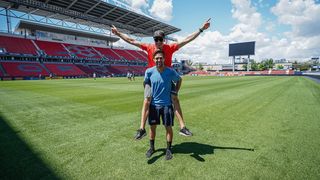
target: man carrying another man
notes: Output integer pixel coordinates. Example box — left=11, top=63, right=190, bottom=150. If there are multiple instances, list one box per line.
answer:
left=111, top=18, right=211, bottom=139
left=144, top=49, right=181, bottom=160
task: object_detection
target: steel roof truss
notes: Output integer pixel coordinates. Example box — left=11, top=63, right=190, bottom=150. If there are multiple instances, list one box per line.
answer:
left=84, top=1, right=101, bottom=14
left=66, top=0, right=78, bottom=9
left=100, top=6, right=117, bottom=18
left=114, top=12, right=130, bottom=21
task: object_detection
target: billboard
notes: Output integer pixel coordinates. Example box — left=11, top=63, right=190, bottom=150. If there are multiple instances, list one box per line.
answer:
left=229, top=41, right=255, bottom=56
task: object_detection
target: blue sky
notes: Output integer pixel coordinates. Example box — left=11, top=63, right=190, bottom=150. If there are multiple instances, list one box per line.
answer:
left=121, top=0, right=320, bottom=63
left=134, top=0, right=286, bottom=35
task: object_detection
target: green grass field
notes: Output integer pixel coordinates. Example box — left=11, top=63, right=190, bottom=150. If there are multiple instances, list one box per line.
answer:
left=1, top=76, right=320, bottom=179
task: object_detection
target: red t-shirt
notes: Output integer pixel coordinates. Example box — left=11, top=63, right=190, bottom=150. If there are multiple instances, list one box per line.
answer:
left=140, top=43, right=180, bottom=68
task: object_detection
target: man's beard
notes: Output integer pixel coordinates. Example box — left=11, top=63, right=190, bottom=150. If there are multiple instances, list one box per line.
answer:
left=156, top=61, right=163, bottom=68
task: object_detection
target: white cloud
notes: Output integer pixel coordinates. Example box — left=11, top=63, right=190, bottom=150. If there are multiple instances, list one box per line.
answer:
left=117, top=0, right=320, bottom=64
left=271, top=0, right=320, bottom=37
left=149, top=0, right=173, bottom=21
left=173, top=31, right=230, bottom=64
left=125, top=0, right=149, bottom=12
left=269, top=0, right=320, bottom=59
left=174, top=0, right=264, bottom=64
left=231, top=0, right=262, bottom=33
left=174, top=0, right=320, bottom=64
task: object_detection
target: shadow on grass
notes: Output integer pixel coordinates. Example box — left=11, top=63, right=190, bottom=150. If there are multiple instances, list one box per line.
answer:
left=147, top=142, right=254, bottom=164
left=0, top=114, right=61, bottom=179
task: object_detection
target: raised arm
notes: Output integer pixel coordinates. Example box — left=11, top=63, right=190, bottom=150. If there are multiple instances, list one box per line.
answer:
left=111, top=25, right=141, bottom=48
left=177, top=18, right=211, bottom=49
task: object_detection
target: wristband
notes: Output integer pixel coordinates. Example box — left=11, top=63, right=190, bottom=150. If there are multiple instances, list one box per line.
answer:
left=199, top=28, right=204, bottom=33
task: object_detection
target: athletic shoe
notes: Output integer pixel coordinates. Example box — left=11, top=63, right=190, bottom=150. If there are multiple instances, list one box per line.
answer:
left=146, top=148, right=155, bottom=158
left=134, top=128, right=146, bottom=140
left=165, top=149, right=173, bottom=160
left=179, top=127, right=193, bottom=136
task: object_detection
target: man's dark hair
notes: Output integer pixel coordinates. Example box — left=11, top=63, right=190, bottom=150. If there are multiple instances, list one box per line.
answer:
left=153, top=49, right=165, bottom=59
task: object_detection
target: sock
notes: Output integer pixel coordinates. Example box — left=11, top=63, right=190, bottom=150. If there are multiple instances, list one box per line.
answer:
left=167, top=141, right=172, bottom=150
left=150, top=140, right=155, bottom=150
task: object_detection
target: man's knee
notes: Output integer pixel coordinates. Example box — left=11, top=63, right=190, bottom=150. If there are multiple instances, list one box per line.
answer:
left=150, top=125, right=157, bottom=131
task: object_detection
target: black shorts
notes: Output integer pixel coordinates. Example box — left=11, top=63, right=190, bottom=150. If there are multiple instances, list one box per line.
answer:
left=148, top=105, right=174, bottom=127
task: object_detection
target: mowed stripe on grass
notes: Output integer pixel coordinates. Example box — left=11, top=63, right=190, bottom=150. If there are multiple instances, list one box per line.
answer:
left=0, top=76, right=319, bottom=179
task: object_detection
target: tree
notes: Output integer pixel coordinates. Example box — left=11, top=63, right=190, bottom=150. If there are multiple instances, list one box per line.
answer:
left=264, top=59, right=274, bottom=69
left=277, top=65, right=284, bottom=69
left=292, top=61, right=299, bottom=70
left=250, top=60, right=259, bottom=71
left=300, top=62, right=311, bottom=71
left=258, top=63, right=266, bottom=71
left=198, top=63, right=204, bottom=70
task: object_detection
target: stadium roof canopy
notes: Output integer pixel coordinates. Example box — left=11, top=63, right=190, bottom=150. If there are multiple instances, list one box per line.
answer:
left=0, top=0, right=181, bottom=37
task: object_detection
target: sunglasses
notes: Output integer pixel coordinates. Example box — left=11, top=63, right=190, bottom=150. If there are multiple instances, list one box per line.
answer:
left=154, top=37, right=164, bottom=42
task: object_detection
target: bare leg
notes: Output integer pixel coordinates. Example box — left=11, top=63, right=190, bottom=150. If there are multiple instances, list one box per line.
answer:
left=140, top=97, right=151, bottom=129
left=171, top=95, right=186, bottom=129
left=150, top=125, right=157, bottom=140
left=165, top=126, right=173, bottom=142
left=165, top=126, right=173, bottom=160
left=135, top=84, right=151, bottom=140
left=146, top=125, right=156, bottom=158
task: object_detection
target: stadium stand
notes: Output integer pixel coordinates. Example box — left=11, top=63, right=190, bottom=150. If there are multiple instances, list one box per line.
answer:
left=44, top=63, right=86, bottom=76
left=125, top=49, right=148, bottom=62
left=1, top=61, right=49, bottom=77
left=0, top=35, right=38, bottom=56
left=129, top=66, right=147, bottom=75
left=111, top=48, right=137, bottom=61
left=0, top=63, right=6, bottom=76
left=0, top=66, right=4, bottom=76
left=75, top=64, right=96, bottom=76
left=88, top=65, right=111, bottom=76
left=35, top=40, right=70, bottom=57
left=108, top=65, right=129, bottom=75
left=0, top=34, right=301, bottom=80
left=94, top=47, right=121, bottom=61
left=0, top=0, right=181, bottom=80
left=63, top=44, right=102, bottom=59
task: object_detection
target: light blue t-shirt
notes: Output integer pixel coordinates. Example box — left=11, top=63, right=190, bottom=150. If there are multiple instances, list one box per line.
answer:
left=144, top=67, right=181, bottom=106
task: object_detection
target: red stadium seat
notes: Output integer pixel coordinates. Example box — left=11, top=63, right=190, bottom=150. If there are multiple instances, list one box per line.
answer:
left=125, top=49, right=148, bottom=62
left=129, top=66, right=146, bottom=75
left=111, top=49, right=137, bottom=61
left=88, top=65, right=111, bottom=76
left=63, top=44, right=102, bottom=59
left=44, top=63, right=86, bottom=76
left=108, top=65, right=129, bottom=74
left=0, top=35, right=38, bottom=55
left=75, top=64, right=95, bottom=75
left=94, top=47, right=121, bottom=61
left=1, top=61, right=49, bottom=77
left=35, top=40, right=70, bottom=57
